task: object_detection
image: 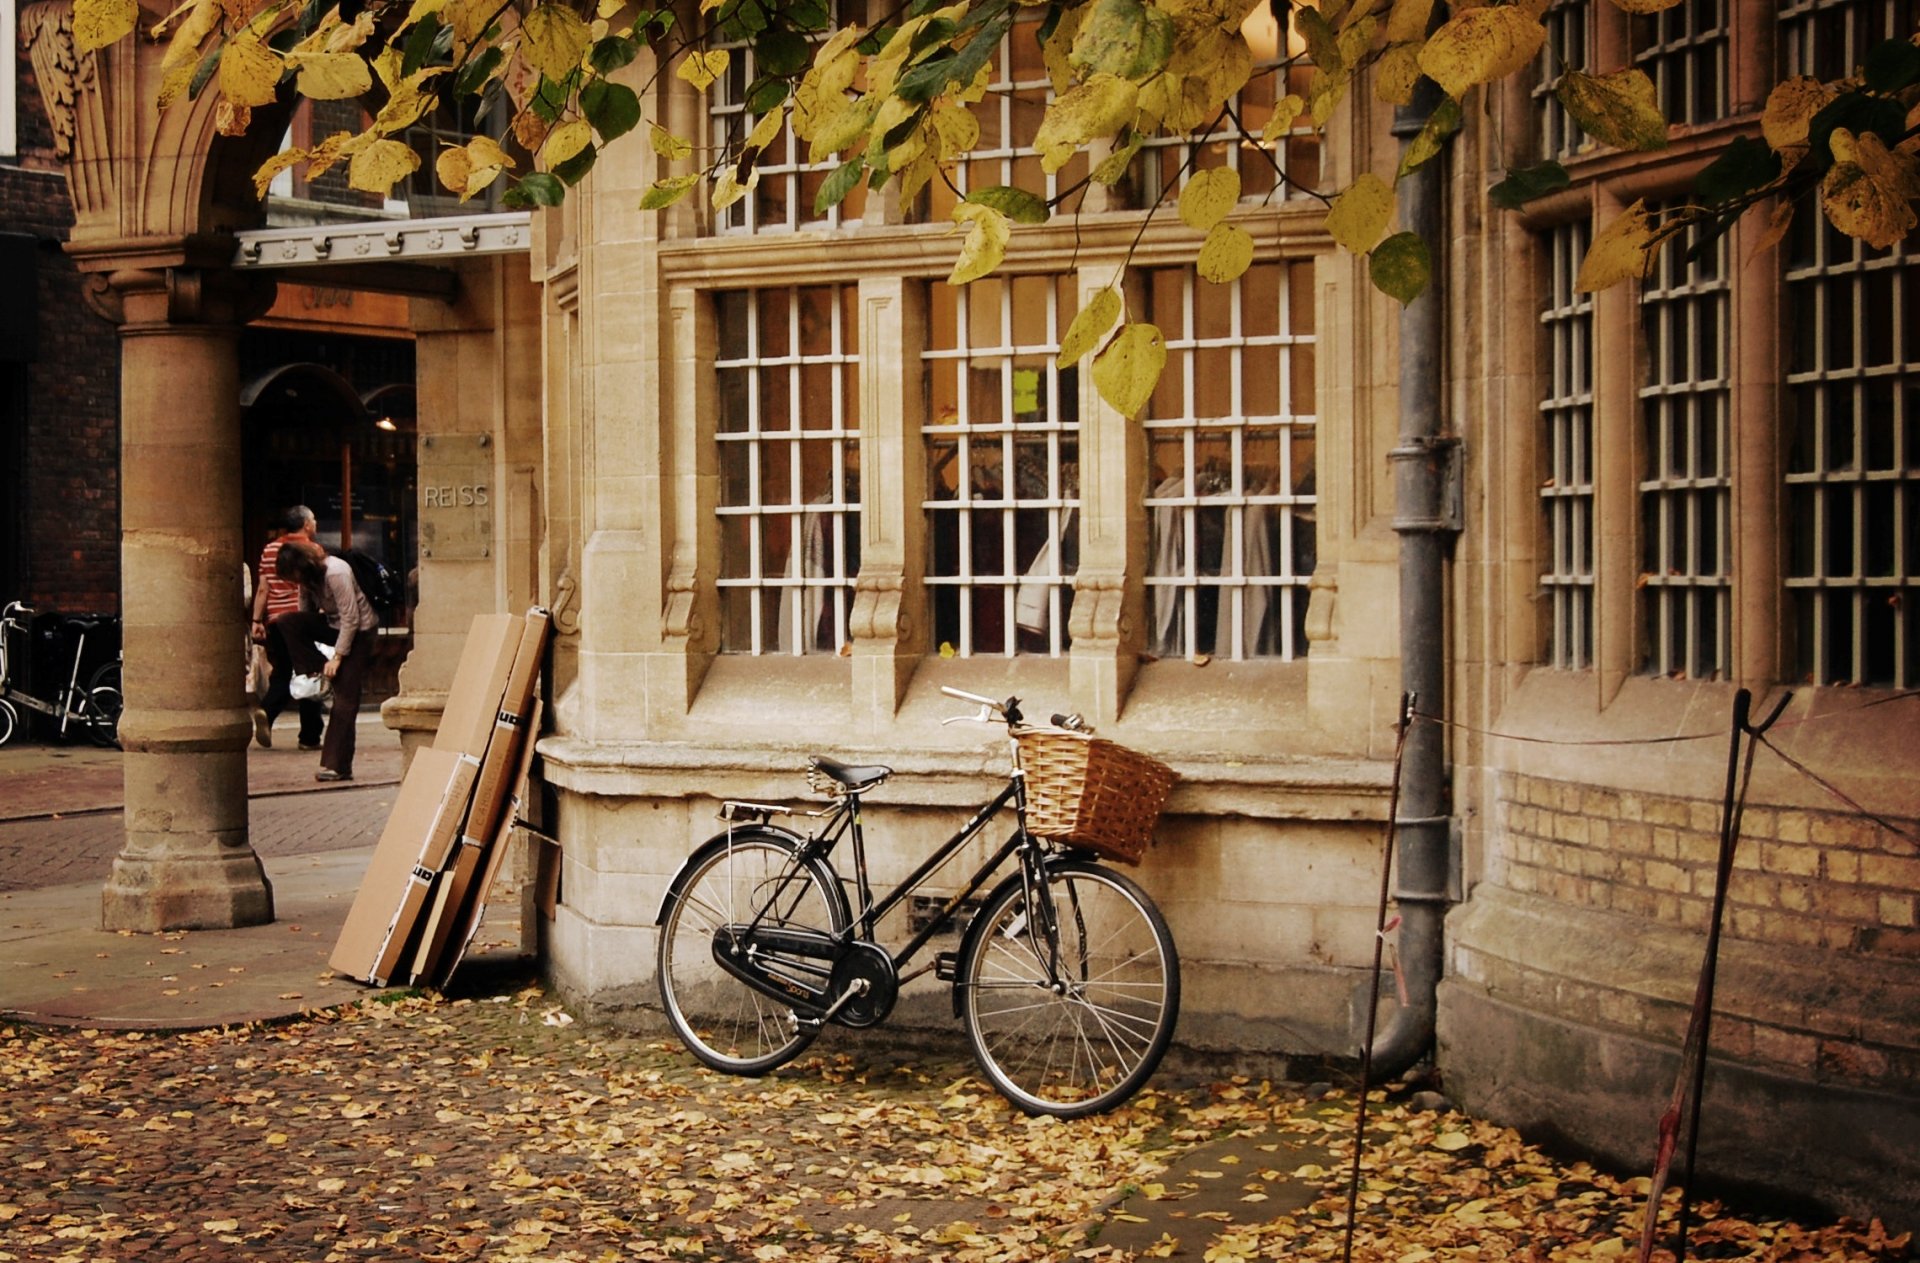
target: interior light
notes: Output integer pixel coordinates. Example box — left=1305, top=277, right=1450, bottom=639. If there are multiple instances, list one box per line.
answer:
left=375, top=416, right=398, bottom=431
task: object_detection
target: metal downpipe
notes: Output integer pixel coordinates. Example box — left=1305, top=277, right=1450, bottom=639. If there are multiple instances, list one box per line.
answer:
left=1369, top=69, right=1456, bottom=1079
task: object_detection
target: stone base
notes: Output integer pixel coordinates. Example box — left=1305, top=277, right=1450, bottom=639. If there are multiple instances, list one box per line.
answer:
left=100, top=851, right=275, bottom=932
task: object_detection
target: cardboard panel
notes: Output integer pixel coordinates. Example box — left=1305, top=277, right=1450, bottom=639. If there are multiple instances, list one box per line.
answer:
left=432, top=613, right=522, bottom=758
left=329, top=747, right=465, bottom=984
left=366, top=755, right=482, bottom=985
left=435, top=699, right=546, bottom=987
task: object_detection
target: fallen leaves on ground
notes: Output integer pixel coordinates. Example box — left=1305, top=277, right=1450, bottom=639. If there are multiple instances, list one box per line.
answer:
left=0, top=985, right=1905, bottom=1262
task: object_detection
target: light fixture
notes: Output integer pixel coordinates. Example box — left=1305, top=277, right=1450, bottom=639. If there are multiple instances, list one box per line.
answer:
left=1242, top=2, right=1282, bottom=62
left=375, top=416, right=397, bottom=431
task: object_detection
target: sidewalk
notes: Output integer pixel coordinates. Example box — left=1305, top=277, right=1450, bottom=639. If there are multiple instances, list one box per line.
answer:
left=0, top=711, right=409, bottom=1030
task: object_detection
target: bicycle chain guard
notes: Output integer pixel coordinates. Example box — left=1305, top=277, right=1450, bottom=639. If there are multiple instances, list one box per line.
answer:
left=826, top=942, right=898, bottom=1028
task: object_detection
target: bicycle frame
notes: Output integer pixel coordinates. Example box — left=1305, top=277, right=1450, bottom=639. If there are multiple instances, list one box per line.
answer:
left=0, top=602, right=99, bottom=736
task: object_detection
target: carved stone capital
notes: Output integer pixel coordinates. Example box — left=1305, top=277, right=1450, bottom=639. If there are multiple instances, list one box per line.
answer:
left=850, top=570, right=909, bottom=644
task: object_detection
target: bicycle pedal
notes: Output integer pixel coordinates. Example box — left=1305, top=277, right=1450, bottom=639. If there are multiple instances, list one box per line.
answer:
left=933, top=951, right=959, bottom=983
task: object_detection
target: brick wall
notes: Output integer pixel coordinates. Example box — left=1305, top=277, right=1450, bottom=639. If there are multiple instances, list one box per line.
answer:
left=1498, top=773, right=1920, bottom=960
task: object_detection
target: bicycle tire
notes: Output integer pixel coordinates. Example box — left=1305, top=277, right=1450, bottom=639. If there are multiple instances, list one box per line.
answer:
left=657, top=830, right=849, bottom=1076
left=958, top=858, right=1180, bottom=1118
left=0, top=697, right=17, bottom=747
left=84, top=663, right=122, bottom=748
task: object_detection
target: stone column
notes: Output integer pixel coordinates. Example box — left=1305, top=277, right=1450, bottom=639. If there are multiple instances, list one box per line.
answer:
left=96, top=266, right=275, bottom=932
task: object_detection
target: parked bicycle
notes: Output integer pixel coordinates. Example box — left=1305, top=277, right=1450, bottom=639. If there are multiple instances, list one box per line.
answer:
left=0, top=601, right=123, bottom=748
left=655, top=686, right=1181, bottom=1117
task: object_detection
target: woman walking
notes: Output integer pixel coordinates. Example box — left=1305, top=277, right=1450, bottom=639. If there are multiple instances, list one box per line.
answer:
left=273, top=539, right=378, bottom=781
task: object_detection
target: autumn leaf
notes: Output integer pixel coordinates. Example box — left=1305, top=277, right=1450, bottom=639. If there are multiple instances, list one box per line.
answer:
left=542, top=119, right=593, bottom=169
left=347, top=138, right=422, bottom=196
left=1369, top=231, right=1431, bottom=304
left=1821, top=127, right=1920, bottom=250
left=219, top=34, right=284, bottom=109
left=1746, top=201, right=1795, bottom=263
left=1418, top=5, right=1546, bottom=100
left=1761, top=76, right=1837, bottom=153
left=1326, top=173, right=1396, bottom=254
left=651, top=123, right=692, bottom=161
left=640, top=173, right=700, bottom=210
left=72, top=0, right=137, bottom=53
left=519, top=3, right=591, bottom=81
left=1386, top=0, right=1437, bottom=43
left=252, top=149, right=305, bottom=199
left=676, top=48, right=730, bottom=92
left=1179, top=167, right=1241, bottom=231
left=1093, top=322, right=1166, bottom=418
left=948, top=202, right=1011, bottom=285
left=1032, top=73, right=1139, bottom=174
left=1576, top=199, right=1656, bottom=292
left=1058, top=289, right=1122, bottom=368
left=1260, top=93, right=1305, bottom=144
left=1557, top=69, right=1669, bottom=151
left=1197, top=223, right=1255, bottom=284
left=1609, top=0, right=1687, bottom=10
left=289, top=52, right=372, bottom=102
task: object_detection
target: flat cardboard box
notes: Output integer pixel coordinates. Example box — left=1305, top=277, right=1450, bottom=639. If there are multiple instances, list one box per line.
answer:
left=367, top=753, right=481, bottom=986
left=435, top=699, right=546, bottom=987
left=329, top=747, right=466, bottom=984
left=432, top=613, right=523, bottom=759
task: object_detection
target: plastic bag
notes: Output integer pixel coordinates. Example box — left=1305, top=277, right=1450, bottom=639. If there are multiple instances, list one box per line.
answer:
left=290, top=672, right=331, bottom=702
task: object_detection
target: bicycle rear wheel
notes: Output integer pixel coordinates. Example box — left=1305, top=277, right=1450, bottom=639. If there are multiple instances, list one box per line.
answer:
left=657, top=831, right=847, bottom=1076
left=959, top=859, right=1179, bottom=1117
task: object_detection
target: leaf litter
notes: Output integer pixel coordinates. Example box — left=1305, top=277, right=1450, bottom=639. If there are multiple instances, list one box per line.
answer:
left=0, top=984, right=1906, bottom=1262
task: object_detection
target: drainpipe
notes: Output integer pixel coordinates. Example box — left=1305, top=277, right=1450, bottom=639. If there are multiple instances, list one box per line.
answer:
left=1369, top=65, right=1459, bottom=1078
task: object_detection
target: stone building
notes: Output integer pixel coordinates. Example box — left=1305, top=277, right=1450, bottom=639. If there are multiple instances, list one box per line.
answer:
left=38, top=0, right=1918, bottom=1228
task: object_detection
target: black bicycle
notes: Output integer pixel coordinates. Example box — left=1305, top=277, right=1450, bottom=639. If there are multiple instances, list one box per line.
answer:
left=654, top=686, right=1180, bottom=1117
left=0, top=601, right=122, bottom=748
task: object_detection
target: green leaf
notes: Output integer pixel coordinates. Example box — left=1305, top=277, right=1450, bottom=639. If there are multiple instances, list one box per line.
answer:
left=965, top=185, right=1049, bottom=225
left=400, top=17, right=443, bottom=77
left=754, top=27, right=812, bottom=77
left=1369, top=232, right=1431, bottom=305
left=553, top=142, right=598, bottom=186
left=1863, top=36, right=1920, bottom=93
left=1489, top=160, right=1570, bottom=210
left=814, top=154, right=866, bottom=214
left=588, top=35, right=639, bottom=75
left=1805, top=92, right=1908, bottom=175
left=1058, top=288, right=1122, bottom=368
left=453, top=45, right=505, bottom=97
left=1691, top=136, right=1781, bottom=207
left=639, top=172, right=700, bottom=210
left=531, top=74, right=570, bottom=123
left=1092, top=323, right=1166, bottom=419
left=188, top=42, right=222, bottom=101
left=746, top=75, right=792, bottom=114
left=581, top=79, right=641, bottom=142
left=511, top=172, right=568, bottom=207
left=895, top=12, right=1007, bottom=103
left=1397, top=97, right=1461, bottom=178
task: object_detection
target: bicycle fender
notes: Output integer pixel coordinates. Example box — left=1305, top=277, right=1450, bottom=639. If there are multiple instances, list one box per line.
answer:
left=652, top=823, right=821, bottom=925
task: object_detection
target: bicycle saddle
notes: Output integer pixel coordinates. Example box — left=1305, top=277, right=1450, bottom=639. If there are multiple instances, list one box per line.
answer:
left=62, top=616, right=108, bottom=634
left=807, top=756, right=892, bottom=791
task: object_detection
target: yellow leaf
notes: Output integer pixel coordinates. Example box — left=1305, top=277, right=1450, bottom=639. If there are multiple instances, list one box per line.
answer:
left=1057, top=288, right=1122, bottom=368
left=1557, top=69, right=1668, bottom=151
left=651, top=123, right=693, bottom=161
left=929, top=104, right=980, bottom=162
left=1092, top=322, right=1166, bottom=419
left=1197, top=222, right=1255, bottom=284
left=1180, top=167, right=1241, bottom=231
left=156, top=0, right=221, bottom=108
left=1371, top=41, right=1422, bottom=105
left=1337, top=15, right=1375, bottom=66
left=220, top=34, right=284, bottom=109
left=203, top=1219, right=239, bottom=1232
left=371, top=68, right=446, bottom=136
left=711, top=166, right=758, bottom=211
left=1417, top=5, right=1545, bottom=100
left=677, top=48, right=730, bottom=92
left=252, top=149, right=305, bottom=200
left=436, top=145, right=473, bottom=194
left=347, top=138, right=422, bottom=197
left=292, top=52, right=372, bottom=101
left=73, top=0, right=137, bottom=52
left=1325, top=172, right=1396, bottom=253
left=1308, top=63, right=1353, bottom=127
left=1385, top=0, right=1435, bottom=43
left=520, top=3, right=592, bottom=81
left=1260, top=93, right=1305, bottom=143
left=1609, top=0, right=1685, bottom=10
left=1575, top=199, right=1655, bottom=292
left=947, top=203, right=1010, bottom=286
left=808, top=94, right=877, bottom=164
left=744, top=105, right=786, bottom=154
left=1032, top=72, right=1139, bottom=174
left=1822, top=128, right=1920, bottom=251
left=1762, top=76, right=1836, bottom=153
left=1433, top=1131, right=1473, bottom=1150
left=467, top=135, right=513, bottom=172
left=543, top=118, right=592, bottom=167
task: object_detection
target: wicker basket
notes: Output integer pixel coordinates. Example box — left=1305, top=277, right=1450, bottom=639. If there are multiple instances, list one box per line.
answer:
left=1017, top=729, right=1177, bottom=865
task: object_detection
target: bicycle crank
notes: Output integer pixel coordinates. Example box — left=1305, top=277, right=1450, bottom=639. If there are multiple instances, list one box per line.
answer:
left=824, top=941, right=898, bottom=1028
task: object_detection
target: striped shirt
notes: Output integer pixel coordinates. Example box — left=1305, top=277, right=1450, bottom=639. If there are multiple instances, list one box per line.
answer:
left=258, top=539, right=304, bottom=620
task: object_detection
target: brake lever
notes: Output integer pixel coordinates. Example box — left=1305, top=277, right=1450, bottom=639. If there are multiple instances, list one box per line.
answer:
left=941, top=704, right=996, bottom=726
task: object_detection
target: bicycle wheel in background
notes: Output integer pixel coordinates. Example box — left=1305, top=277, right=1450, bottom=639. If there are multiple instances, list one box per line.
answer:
left=0, top=697, right=17, bottom=747
left=657, top=831, right=848, bottom=1076
left=959, top=859, right=1180, bottom=1118
left=84, top=662, right=122, bottom=748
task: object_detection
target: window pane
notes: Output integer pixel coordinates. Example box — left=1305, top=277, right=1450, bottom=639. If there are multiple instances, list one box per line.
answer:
left=1542, top=222, right=1596, bottom=670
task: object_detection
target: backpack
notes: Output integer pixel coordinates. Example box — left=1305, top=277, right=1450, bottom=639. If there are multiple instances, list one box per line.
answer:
left=328, top=547, right=402, bottom=620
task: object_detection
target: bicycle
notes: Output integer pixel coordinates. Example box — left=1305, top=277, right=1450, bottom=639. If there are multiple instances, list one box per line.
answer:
left=654, top=686, right=1181, bottom=1118
left=0, top=601, right=122, bottom=748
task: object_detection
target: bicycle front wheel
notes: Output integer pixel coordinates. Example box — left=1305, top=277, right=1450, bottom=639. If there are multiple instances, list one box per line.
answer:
left=959, top=859, right=1180, bottom=1117
left=657, top=831, right=847, bottom=1076
left=84, top=663, right=122, bottom=748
